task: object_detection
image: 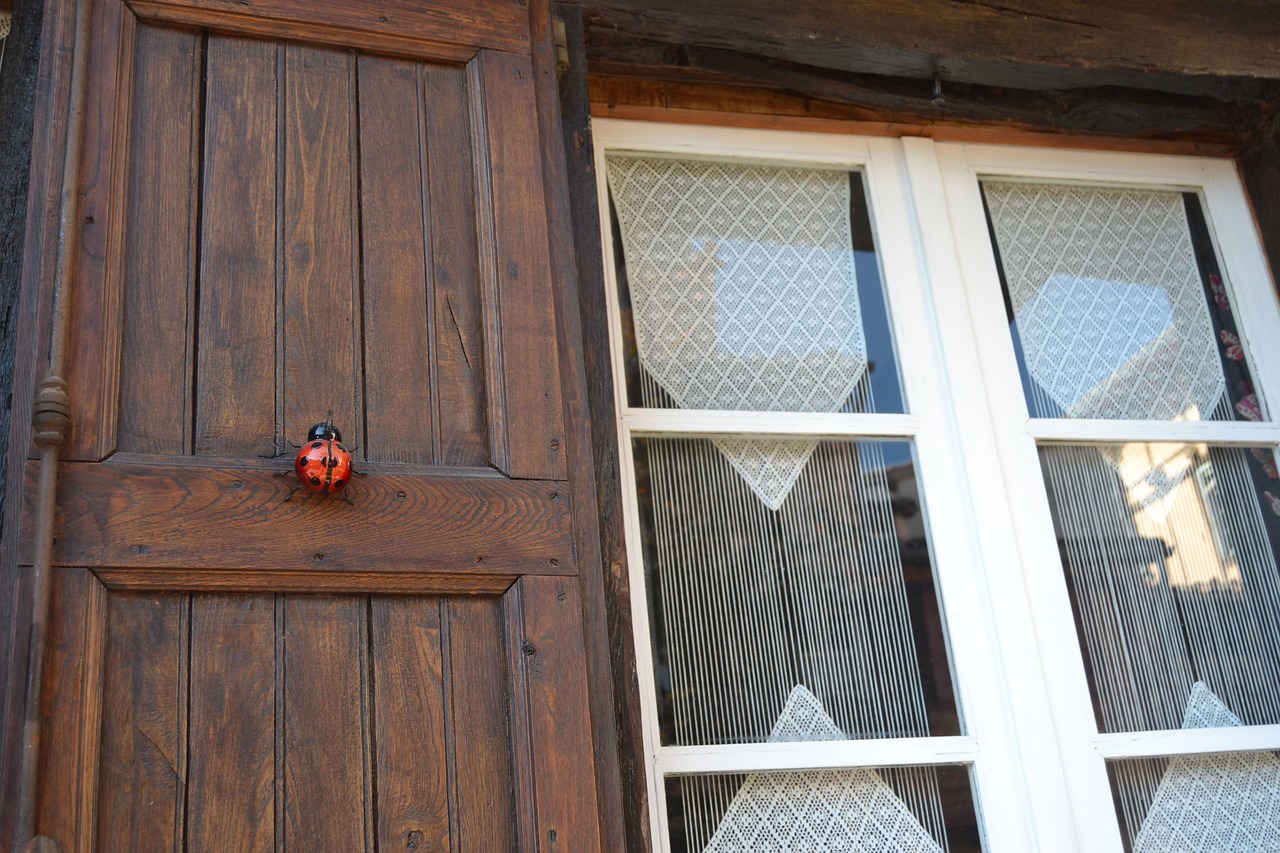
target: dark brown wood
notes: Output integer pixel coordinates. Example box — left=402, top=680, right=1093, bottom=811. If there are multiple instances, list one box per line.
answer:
left=195, top=34, right=278, bottom=458
left=95, top=593, right=186, bottom=852
left=282, top=596, right=371, bottom=853
left=421, top=63, right=490, bottom=468
left=507, top=577, right=601, bottom=851
left=282, top=45, right=359, bottom=447
left=552, top=7, right=650, bottom=851
left=62, top=0, right=133, bottom=462
left=25, top=459, right=576, bottom=574
left=356, top=55, right=435, bottom=466
left=118, top=25, right=201, bottom=456
left=446, top=597, right=519, bottom=851
left=128, top=0, right=530, bottom=59
left=470, top=50, right=568, bottom=481
left=371, top=597, right=451, bottom=852
left=579, top=0, right=1280, bottom=99
left=0, top=0, right=50, bottom=841
left=186, top=594, right=276, bottom=853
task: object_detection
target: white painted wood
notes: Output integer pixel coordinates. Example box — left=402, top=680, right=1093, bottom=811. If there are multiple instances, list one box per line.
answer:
left=621, top=409, right=921, bottom=438
left=656, top=736, right=980, bottom=775
left=1025, top=419, right=1280, bottom=444
left=1093, top=726, right=1280, bottom=760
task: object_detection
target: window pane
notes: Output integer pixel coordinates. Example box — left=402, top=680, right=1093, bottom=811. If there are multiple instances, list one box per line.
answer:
left=983, top=183, right=1261, bottom=422
left=607, top=156, right=905, bottom=413
left=1040, top=443, right=1280, bottom=733
left=634, top=437, right=959, bottom=746
left=1108, top=751, right=1280, bottom=852
left=666, top=764, right=982, bottom=853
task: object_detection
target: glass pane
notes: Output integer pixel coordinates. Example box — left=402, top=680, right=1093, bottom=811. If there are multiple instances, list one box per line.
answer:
left=607, top=156, right=905, bottom=413
left=666, top=764, right=982, bottom=853
left=983, top=183, right=1262, bottom=422
left=1040, top=443, right=1280, bottom=733
left=634, top=437, right=959, bottom=746
left=1108, top=752, right=1280, bottom=852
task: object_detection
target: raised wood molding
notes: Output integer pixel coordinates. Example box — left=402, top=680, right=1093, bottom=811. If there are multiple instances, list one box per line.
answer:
left=92, top=568, right=519, bottom=595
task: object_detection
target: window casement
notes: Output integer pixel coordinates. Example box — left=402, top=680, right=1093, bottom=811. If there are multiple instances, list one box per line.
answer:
left=594, top=120, right=1280, bottom=852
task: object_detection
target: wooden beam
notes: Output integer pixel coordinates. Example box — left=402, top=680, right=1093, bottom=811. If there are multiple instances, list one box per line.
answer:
left=24, top=459, right=576, bottom=575
left=578, top=0, right=1280, bottom=98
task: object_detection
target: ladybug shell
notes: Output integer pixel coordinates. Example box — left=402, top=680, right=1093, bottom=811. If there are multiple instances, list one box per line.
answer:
left=294, top=439, right=352, bottom=494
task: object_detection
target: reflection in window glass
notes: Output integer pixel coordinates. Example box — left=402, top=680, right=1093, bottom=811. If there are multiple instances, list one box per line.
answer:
left=607, top=156, right=905, bottom=414
left=983, top=183, right=1262, bottom=422
left=1040, top=443, right=1280, bottom=733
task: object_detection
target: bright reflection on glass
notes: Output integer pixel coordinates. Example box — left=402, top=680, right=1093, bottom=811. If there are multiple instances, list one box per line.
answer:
left=1040, top=442, right=1280, bottom=733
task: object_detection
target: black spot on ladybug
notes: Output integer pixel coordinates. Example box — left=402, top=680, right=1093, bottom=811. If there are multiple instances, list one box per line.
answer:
left=312, top=441, right=323, bottom=450
left=333, top=479, right=345, bottom=489
left=310, top=476, right=321, bottom=486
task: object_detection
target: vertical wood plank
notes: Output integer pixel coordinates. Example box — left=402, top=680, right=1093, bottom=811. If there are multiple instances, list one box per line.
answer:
left=64, top=0, right=133, bottom=461
left=448, top=597, right=518, bottom=852
left=371, top=597, right=450, bottom=852
left=356, top=56, right=434, bottom=465
left=469, top=51, right=567, bottom=480
left=282, top=596, right=370, bottom=853
left=118, top=26, right=201, bottom=456
left=282, top=45, right=359, bottom=446
left=195, top=36, right=278, bottom=457
left=95, top=593, right=186, bottom=852
left=423, top=64, right=489, bottom=468
left=508, top=577, right=601, bottom=852
left=186, top=594, right=275, bottom=853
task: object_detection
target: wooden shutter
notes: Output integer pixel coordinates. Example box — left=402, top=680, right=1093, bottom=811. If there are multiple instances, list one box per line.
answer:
left=4, top=0, right=619, bottom=849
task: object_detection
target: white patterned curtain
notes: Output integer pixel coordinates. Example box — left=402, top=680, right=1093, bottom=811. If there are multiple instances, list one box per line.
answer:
left=607, top=155, right=867, bottom=509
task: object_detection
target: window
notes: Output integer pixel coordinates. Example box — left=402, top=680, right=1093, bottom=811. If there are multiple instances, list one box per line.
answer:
left=595, top=122, right=1280, bottom=851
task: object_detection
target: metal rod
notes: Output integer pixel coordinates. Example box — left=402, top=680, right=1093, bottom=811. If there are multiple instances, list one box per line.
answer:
left=13, top=0, right=92, bottom=846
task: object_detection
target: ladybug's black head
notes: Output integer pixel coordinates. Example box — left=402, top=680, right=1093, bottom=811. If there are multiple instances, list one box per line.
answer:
left=307, top=421, right=343, bottom=443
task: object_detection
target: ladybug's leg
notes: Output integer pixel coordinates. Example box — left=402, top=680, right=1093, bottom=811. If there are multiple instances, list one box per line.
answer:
left=283, top=483, right=305, bottom=502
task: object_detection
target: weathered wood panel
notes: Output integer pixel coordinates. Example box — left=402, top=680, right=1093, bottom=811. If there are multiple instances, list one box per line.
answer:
left=282, top=596, right=371, bottom=853
left=130, top=0, right=531, bottom=59
left=95, top=593, right=186, bottom=853
left=371, top=598, right=451, bottom=852
left=282, top=45, right=359, bottom=448
left=195, top=35, right=278, bottom=458
left=30, top=460, right=575, bottom=574
left=118, top=26, right=201, bottom=457
left=471, top=50, right=567, bottom=481
left=186, top=594, right=276, bottom=853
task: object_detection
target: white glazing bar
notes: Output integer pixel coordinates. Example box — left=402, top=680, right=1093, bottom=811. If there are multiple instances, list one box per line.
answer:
left=1093, top=725, right=1280, bottom=760
left=1026, top=418, right=1280, bottom=445
left=655, top=736, right=980, bottom=776
left=622, top=409, right=921, bottom=438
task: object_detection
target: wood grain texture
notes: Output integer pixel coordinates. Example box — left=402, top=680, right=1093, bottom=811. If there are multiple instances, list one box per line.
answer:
left=470, top=50, right=567, bottom=481
left=508, top=577, right=601, bottom=852
left=371, top=597, right=450, bottom=852
left=118, top=25, right=201, bottom=457
left=94, top=569, right=517, bottom=596
left=447, top=596, right=518, bottom=852
left=129, top=0, right=531, bottom=58
left=95, top=593, right=186, bottom=852
left=195, top=35, right=278, bottom=457
left=186, top=594, right=275, bottom=853
left=282, top=45, right=359, bottom=449
left=63, top=0, right=133, bottom=461
left=356, top=56, right=435, bottom=466
left=421, top=63, right=489, bottom=468
left=552, top=7, right=649, bottom=850
left=29, top=460, right=575, bottom=574
left=282, top=596, right=371, bottom=853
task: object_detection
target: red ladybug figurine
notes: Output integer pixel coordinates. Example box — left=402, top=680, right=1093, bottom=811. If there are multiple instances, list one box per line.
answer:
left=294, top=420, right=353, bottom=495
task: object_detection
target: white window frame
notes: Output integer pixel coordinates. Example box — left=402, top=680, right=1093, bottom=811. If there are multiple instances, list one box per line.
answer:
left=593, top=121, right=1280, bottom=851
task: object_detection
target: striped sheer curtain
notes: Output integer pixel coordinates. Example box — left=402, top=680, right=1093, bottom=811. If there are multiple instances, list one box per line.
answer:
left=610, top=155, right=968, bottom=851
